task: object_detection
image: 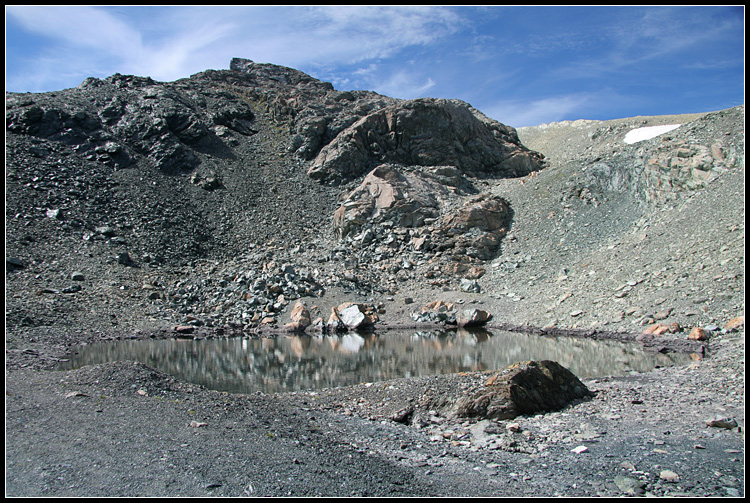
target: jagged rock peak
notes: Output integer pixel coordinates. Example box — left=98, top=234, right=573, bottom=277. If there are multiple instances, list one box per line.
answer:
left=226, top=57, right=333, bottom=91
left=229, top=57, right=256, bottom=71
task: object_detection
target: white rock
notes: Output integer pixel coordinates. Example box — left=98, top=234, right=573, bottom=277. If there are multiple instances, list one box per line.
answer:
left=339, top=304, right=365, bottom=329
left=660, top=469, right=680, bottom=482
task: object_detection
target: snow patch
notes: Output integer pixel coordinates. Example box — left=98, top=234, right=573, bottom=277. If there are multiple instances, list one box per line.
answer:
left=623, top=124, right=681, bottom=144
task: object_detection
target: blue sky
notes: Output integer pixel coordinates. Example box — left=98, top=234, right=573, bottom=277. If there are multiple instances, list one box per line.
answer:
left=5, top=5, right=745, bottom=127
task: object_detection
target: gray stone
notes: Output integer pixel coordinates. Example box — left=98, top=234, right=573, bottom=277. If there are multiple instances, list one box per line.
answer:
left=7, top=257, right=25, bottom=269
left=308, top=98, right=543, bottom=185
left=116, top=252, right=134, bottom=266
left=706, top=416, right=738, bottom=429
left=614, top=475, right=646, bottom=495
left=460, top=278, right=481, bottom=293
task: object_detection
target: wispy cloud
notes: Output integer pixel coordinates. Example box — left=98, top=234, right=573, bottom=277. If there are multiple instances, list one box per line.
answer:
left=550, top=7, right=744, bottom=81
left=5, top=5, right=743, bottom=123
left=6, top=5, right=465, bottom=92
left=6, top=6, right=143, bottom=57
left=373, top=70, right=437, bottom=99
left=483, top=94, right=596, bottom=128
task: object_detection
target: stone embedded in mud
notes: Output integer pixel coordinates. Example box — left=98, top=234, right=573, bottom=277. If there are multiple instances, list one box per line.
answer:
left=452, top=360, right=593, bottom=420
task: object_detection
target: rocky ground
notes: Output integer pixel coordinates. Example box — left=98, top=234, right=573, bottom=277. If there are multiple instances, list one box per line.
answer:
left=5, top=59, right=745, bottom=497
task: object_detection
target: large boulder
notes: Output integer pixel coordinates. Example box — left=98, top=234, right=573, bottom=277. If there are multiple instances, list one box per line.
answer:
left=456, top=308, right=492, bottom=328
left=333, top=165, right=512, bottom=262
left=438, top=193, right=512, bottom=261
left=451, top=360, right=593, bottom=420
left=327, top=302, right=380, bottom=331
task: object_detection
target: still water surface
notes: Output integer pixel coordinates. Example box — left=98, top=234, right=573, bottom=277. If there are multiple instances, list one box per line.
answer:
left=59, top=328, right=691, bottom=394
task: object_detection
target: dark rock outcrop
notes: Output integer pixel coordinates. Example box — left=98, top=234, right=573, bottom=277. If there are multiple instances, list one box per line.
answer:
left=308, top=97, right=544, bottom=185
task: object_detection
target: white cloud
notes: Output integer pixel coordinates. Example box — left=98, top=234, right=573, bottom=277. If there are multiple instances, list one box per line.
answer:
left=6, top=5, right=466, bottom=92
left=483, top=95, right=593, bottom=128
left=373, top=71, right=437, bottom=99
left=6, top=5, right=143, bottom=58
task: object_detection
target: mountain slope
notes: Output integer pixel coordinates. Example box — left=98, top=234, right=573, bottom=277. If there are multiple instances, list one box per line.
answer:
left=5, top=59, right=744, bottom=348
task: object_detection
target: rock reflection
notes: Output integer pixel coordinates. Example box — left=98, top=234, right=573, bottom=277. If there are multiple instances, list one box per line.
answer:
left=58, top=329, right=691, bottom=394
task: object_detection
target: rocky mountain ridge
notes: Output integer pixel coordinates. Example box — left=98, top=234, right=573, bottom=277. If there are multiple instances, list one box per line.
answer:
left=5, top=58, right=744, bottom=355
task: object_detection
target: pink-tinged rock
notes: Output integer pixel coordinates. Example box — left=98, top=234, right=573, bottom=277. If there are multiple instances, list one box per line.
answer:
left=285, top=300, right=311, bottom=332
left=643, top=323, right=670, bottom=335
left=420, top=300, right=455, bottom=314
left=723, top=316, right=744, bottom=332
left=327, top=307, right=346, bottom=332
left=687, top=327, right=709, bottom=341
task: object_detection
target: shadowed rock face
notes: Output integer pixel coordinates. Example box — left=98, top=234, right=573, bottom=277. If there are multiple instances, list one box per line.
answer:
left=308, top=97, right=545, bottom=185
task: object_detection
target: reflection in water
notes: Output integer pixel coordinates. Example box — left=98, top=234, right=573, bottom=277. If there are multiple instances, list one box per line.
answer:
left=58, top=329, right=691, bottom=394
